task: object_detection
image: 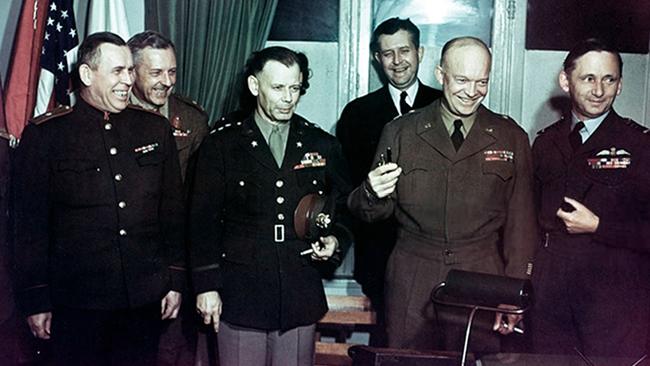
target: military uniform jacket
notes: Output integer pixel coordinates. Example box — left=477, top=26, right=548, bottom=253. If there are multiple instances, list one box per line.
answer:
left=533, top=111, right=650, bottom=253
left=190, top=114, right=352, bottom=331
left=348, top=99, right=537, bottom=279
left=13, top=98, right=186, bottom=316
left=168, top=94, right=209, bottom=181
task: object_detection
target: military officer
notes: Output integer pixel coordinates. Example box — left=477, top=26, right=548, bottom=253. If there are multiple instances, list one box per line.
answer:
left=128, top=30, right=209, bottom=182
left=347, top=37, right=537, bottom=351
left=127, top=30, right=209, bottom=366
left=12, top=32, right=185, bottom=366
left=189, top=46, right=351, bottom=366
left=531, top=38, right=650, bottom=356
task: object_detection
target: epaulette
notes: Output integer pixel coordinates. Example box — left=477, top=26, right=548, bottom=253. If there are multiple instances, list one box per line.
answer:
left=174, top=94, right=208, bottom=116
left=30, top=105, right=73, bottom=125
left=536, top=117, right=565, bottom=135
left=623, top=118, right=650, bottom=135
left=211, top=120, right=243, bottom=134
left=127, top=103, right=165, bottom=118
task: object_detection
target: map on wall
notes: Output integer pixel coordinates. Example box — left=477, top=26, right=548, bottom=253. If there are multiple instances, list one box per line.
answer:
left=526, top=0, right=650, bottom=53
left=374, top=0, right=494, bottom=47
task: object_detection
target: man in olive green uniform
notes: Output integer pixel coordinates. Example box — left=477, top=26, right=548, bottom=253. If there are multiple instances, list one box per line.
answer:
left=128, top=31, right=209, bottom=366
left=348, top=37, right=537, bottom=352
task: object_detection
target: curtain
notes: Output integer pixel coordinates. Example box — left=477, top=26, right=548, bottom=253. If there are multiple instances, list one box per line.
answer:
left=145, top=0, right=278, bottom=124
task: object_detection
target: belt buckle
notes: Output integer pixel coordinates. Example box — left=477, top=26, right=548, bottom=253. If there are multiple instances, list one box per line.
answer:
left=274, top=224, right=285, bottom=243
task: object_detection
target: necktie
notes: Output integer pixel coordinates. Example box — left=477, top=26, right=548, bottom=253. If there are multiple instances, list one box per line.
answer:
left=451, top=119, right=464, bottom=151
left=268, top=125, right=284, bottom=167
left=400, top=91, right=411, bottom=115
left=569, top=121, right=585, bottom=151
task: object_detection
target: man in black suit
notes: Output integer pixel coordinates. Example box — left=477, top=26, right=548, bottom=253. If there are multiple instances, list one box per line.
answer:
left=13, top=32, right=185, bottom=366
left=335, top=17, right=442, bottom=332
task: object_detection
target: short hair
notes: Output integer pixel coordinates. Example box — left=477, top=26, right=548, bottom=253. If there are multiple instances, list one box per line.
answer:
left=563, top=38, right=623, bottom=77
left=439, top=36, right=491, bottom=68
left=127, top=30, right=176, bottom=65
left=78, top=32, right=127, bottom=70
left=370, top=17, right=420, bottom=53
left=244, top=46, right=310, bottom=94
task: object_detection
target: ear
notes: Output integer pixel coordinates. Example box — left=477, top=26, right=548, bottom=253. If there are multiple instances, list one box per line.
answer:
left=558, top=71, right=570, bottom=93
left=247, top=75, right=259, bottom=96
left=79, top=64, right=93, bottom=87
left=616, top=77, right=623, bottom=96
left=373, top=52, right=381, bottom=64
left=417, top=47, right=424, bottom=64
left=434, top=65, right=444, bottom=85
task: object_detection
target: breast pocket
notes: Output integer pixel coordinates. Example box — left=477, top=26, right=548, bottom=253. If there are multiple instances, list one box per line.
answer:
left=398, top=163, right=432, bottom=206
left=228, top=170, right=263, bottom=214
left=295, top=166, right=326, bottom=192
left=135, top=151, right=165, bottom=193
left=53, top=159, right=104, bottom=205
left=482, top=161, right=514, bottom=182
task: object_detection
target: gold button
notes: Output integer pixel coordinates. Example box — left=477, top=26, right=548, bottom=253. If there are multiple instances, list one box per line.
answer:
left=119, top=229, right=127, bottom=236
left=276, top=196, right=285, bottom=204
left=118, top=201, right=126, bottom=209
left=109, top=147, right=117, bottom=155
left=277, top=213, right=285, bottom=221
left=104, top=123, right=112, bottom=130
left=114, top=174, right=123, bottom=181
left=276, top=180, right=284, bottom=188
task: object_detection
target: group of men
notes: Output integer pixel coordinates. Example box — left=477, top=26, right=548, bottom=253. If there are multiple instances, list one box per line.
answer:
left=5, top=15, right=649, bottom=366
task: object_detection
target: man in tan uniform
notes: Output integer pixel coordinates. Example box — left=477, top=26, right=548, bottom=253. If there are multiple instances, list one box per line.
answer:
left=348, top=37, right=537, bottom=352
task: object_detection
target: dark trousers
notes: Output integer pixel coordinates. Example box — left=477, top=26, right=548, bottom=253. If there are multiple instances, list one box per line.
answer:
left=50, top=303, right=162, bottom=366
left=531, top=245, right=650, bottom=357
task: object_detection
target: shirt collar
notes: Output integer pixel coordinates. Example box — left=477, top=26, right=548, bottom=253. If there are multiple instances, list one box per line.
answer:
left=253, top=111, right=290, bottom=143
left=440, top=99, right=477, bottom=137
left=130, top=93, right=169, bottom=119
left=388, top=81, right=420, bottom=115
left=572, top=111, right=609, bottom=140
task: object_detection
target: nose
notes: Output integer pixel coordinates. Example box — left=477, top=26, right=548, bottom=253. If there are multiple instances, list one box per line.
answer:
left=122, top=70, right=133, bottom=86
left=161, top=73, right=172, bottom=87
left=466, top=82, right=477, bottom=97
left=392, top=52, right=402, bottom=65
left=592, top=82, right=604, bottom=97
left=281, top=88, right=292, bottom=102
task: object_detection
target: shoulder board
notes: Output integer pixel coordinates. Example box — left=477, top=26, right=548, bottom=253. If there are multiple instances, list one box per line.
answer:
left=211, top=119, right=243, bottom=134
left=127, top=104, right=165, bottom=118
left=536, top=117, right=565, bottom=135
left=623, top=118, right=650, bottom=134
left=295, top=114, right=320, bottom=129
left=174, top=94, right=208, bottom=115
left=31, top=105, right=73, bottom=125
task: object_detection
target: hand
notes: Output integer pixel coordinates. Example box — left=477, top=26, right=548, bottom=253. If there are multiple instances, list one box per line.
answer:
left=556, top=197, right=599, bottom=234
left=367, top=163, right=401, bottom=199
left=310, top=235, right=338, bottom=261
left=196, top=291, right=222, bottom=332
left=493, top=304, right=523, bottom=335
left=161, top=290, right=182, bottom=320
left=27, top=312, right=52, bottom=339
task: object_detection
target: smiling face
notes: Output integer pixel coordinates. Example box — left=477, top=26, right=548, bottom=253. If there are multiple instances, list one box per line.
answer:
left=132, top=47, right=177, bottom=108
left=374, top=29, right=423, bottom=90
left=79, top=43, right=134, bottom=113
left=560, top=50, right=622, bottom=121
left=435, top=43, right=491, bottom=118
left=247, top=60, right=302, bottom=124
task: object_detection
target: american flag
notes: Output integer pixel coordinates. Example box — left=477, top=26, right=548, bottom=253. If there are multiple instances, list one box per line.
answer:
left=38, top=0, right=79, bottom=110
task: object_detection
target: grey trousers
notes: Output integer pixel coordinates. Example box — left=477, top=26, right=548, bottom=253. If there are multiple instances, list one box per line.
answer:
left=217, top=321, right=315, bottom=366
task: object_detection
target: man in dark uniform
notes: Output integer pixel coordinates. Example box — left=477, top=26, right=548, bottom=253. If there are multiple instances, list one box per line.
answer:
left=127, top=30, right=209, bottom=366
left=348, top=37, right=537, bottom=351
left=531, top=38, right=650, bottom=357
left=12, top=32, right=185, bottom=366
left=128, top=30, right=209, bottom=182
left=336, top=19, right=442, bottom=324
left=189, top=46, right=351, bottom=366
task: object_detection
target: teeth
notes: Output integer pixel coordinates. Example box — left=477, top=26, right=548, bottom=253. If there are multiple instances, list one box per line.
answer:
left=114, top=90, right=128, bottom=97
